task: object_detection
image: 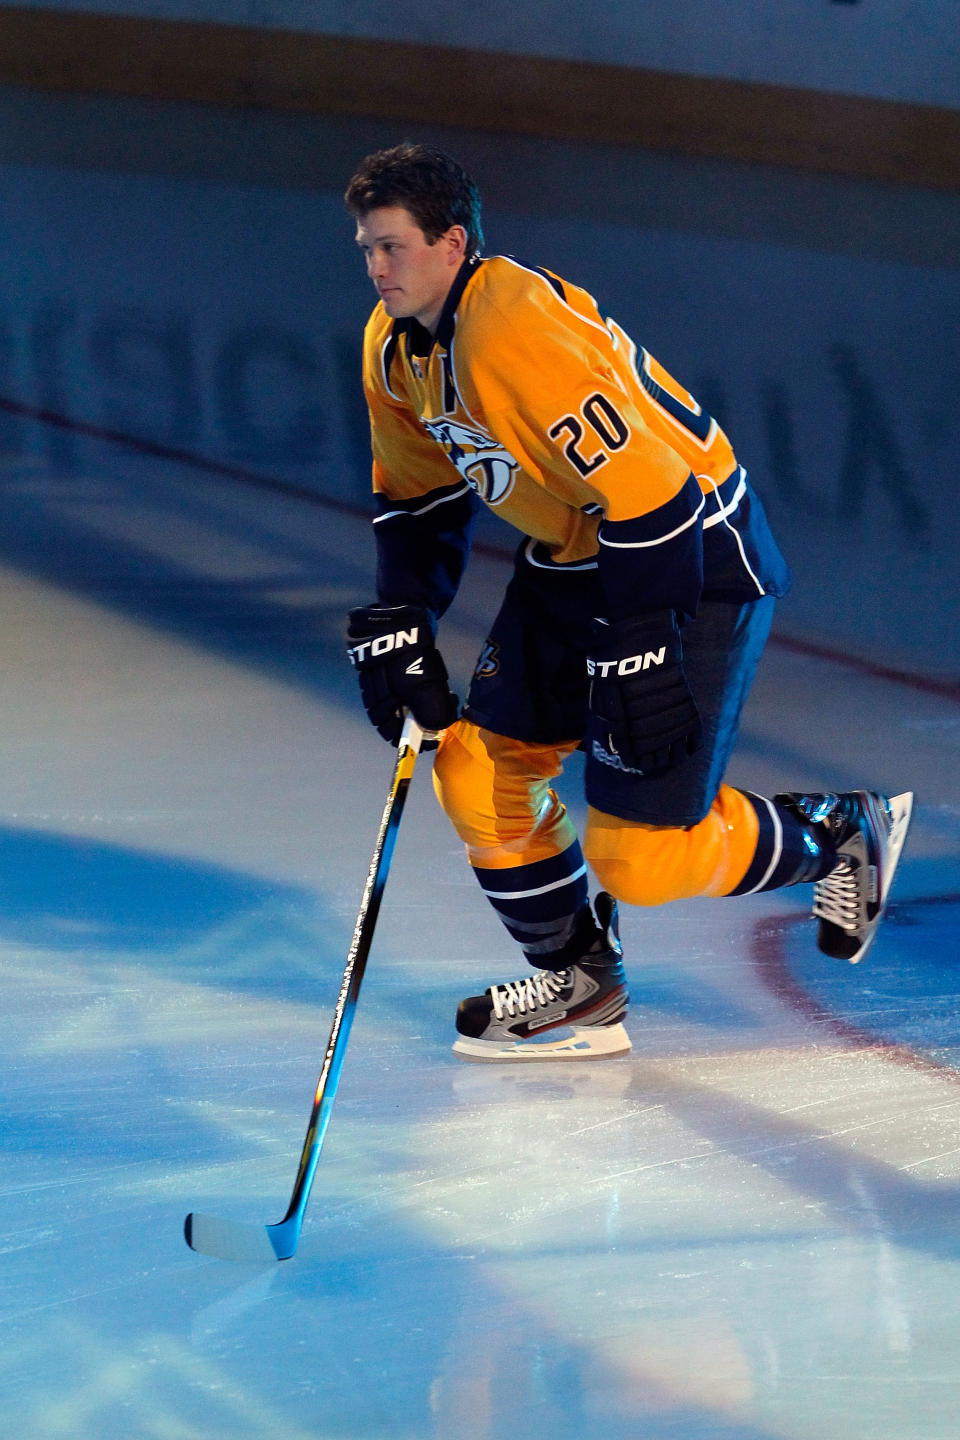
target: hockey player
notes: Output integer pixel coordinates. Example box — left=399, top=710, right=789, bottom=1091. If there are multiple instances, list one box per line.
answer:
left=343, top=143, right=913, bottom=1061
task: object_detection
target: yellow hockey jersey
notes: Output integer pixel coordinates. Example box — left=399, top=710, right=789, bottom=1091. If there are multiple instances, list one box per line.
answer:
left=362, top=253, right=789, bottom=621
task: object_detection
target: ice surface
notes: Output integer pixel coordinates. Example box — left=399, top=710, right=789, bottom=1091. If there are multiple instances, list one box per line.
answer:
left=0, top=437, right=955, bottom=1440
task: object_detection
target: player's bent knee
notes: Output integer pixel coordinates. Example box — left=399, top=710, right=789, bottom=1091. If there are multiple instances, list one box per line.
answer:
left=588, top=846, right=691, bottom=907
left=433, top=720, right=578, bottom=859
left=585, top=815, right=694, bottom=905
left=585, top=787, right=759, bottom=905
left=432, top=721, right=543, bottom=850
left=431, top=723, right=490, bottom=840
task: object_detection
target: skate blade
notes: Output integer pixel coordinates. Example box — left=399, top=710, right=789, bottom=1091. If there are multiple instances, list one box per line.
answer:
left=884, top=792, right=914, bottom=890
left=847, top=789, right=914, bottom=965
left=452, top=1021, right=631, bottom=1063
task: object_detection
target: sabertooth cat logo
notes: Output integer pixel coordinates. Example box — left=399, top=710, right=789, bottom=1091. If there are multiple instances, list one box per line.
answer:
left=422, top=418, right=519, bottom=505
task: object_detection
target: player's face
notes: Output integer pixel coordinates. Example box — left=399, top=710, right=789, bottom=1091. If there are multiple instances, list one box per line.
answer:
left=355, top=206, right=467, bottom=334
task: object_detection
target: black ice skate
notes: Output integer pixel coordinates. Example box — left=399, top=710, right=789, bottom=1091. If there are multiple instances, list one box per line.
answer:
left=779, top=790, right=914, bottom=964
left=452, top=892, right=630, bottom=1061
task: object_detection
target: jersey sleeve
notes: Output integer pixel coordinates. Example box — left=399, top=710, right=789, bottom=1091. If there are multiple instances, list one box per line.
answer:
left=363, top=322, right=476, bottom=619
left=594, top=473, right=704, bottom=624
left=463, top=271, right=705, bottom=622
left=371, top=480, right=476, bottom=618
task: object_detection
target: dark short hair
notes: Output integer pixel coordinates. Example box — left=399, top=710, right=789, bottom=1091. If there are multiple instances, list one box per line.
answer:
left=345, top=143, right=484, bottom=257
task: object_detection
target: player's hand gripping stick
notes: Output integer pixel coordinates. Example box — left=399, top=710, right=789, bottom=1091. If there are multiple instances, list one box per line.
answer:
left=587, top=611, right=703, bottom=777
left=347, top=603, right=459, bottom=747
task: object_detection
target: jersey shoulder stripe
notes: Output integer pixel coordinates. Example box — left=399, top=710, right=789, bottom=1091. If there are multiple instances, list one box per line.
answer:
left=505, top=259, right=566, bottom=301
left=478, top=256, right=613, bottom=343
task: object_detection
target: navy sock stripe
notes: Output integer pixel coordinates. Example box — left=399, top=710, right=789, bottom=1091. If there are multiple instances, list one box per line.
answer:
left=473, top=847, right=585, bottom=896
left=473, top=843, right=590, bottom=951
left=727, top=792, right=783, bottom=895
left=727, top=791, right=831, bottom=895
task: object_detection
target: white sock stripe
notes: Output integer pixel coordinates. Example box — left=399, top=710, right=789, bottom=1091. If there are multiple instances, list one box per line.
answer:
left=738, top=793, right=783, bottom=895
left=480, top=863, right=589, bottom=902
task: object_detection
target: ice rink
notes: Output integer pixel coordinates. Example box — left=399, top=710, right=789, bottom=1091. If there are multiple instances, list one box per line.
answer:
left=2, top=83, right=960, bottom=1440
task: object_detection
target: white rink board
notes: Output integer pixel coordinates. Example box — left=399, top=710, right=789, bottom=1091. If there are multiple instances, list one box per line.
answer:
left=0, top=96, right=957, bottom=677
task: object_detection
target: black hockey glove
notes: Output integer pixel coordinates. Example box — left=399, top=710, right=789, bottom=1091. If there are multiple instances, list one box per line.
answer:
left=346, top=604, right=459, bottom=747
left=587, top=611, right=703, bottom=777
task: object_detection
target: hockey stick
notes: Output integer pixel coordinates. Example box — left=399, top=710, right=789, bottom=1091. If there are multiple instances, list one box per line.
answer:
left=184, top=713, right=428, bottom=1263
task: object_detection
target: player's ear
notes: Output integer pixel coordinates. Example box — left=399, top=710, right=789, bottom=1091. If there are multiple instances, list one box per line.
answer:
left=444, top=224, right=468, bottom=260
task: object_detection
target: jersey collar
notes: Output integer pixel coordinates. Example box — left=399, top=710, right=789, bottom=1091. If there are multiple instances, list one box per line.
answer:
left=434, top=252, right=482, bottom=350
left=394, top=253, right=483, bottom=359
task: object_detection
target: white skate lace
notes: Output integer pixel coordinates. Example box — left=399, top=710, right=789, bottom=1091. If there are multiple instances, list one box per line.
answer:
left=491, top=969, right=570, bottom=1021
left=813, top=857, right=860, bottom=932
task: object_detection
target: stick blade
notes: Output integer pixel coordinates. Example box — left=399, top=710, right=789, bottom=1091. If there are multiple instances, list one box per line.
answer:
left=184, top=1210, right=285, bottom=1264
